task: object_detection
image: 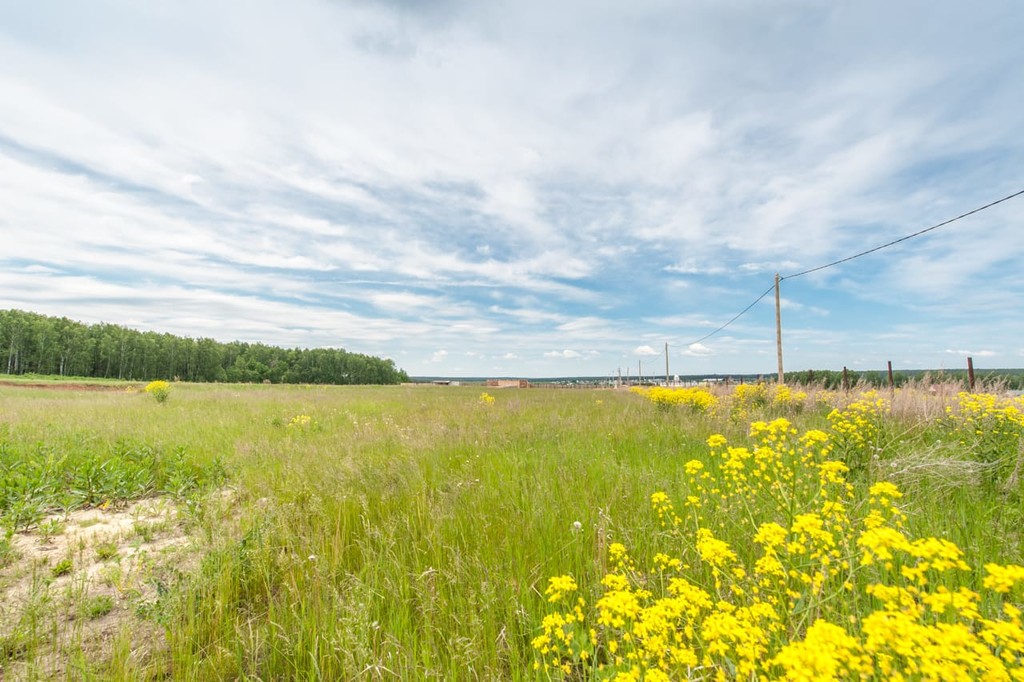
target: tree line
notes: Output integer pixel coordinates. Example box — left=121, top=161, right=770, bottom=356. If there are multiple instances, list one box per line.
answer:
left=784, top=368, right=1024, bottom=390
left=0, top=309, right=409, bottom=385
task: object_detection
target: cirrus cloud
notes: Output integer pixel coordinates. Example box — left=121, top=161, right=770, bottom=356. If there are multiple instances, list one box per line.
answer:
left=2, top=1, right=1023, bottom=377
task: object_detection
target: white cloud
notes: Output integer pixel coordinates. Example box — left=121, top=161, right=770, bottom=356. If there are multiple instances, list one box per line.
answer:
left=0, top=271, right=429, bottom=346
left=557, top=317, right=611, bottom=334
left=544, top=349, right=582, bottom=359
left=634, top=345, right=660, bottom=356
left=664, top=261, right=728, bottom=276
left=770, top=297, right=830, bottom=316
left=2, top=1, right=1023, bottom=377
left=22, top=264, right=59, bottom=274
left=944, top=349, right=996, bottom=358
left=739, top=261, right=801, bottom=274
left=488, top=306, right=567, bottom=325
left=681, top=343, right=713, bottom=357
left=430, top=350, right=449, bottom=363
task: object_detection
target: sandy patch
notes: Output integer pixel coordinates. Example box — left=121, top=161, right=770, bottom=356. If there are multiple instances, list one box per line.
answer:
left=0, top=497, right=200, bottom=680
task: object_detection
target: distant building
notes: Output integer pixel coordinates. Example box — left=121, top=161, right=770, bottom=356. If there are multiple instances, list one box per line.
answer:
left=486, top=379, right=530, bottom=388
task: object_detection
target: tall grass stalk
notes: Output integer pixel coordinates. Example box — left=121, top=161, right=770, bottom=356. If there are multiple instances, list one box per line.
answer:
left=1, top=382, right=1022, bottom=679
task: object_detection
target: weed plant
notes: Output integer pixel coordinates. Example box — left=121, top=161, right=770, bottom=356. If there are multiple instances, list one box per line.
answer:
left=0, top=433, right=225, bottom=532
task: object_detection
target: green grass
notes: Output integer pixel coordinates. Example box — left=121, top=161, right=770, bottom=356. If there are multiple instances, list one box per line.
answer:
left=51, top=557, right=73, bottom=578
left=81, top=594, right=115, bottom=620
left=0, top=382, right=1021, bottom=679
left=94, top=542, right=119, bottom=562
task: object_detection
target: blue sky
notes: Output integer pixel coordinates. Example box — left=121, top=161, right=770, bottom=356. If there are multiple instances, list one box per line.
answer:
left=1, top=1, right=1023, bottom=378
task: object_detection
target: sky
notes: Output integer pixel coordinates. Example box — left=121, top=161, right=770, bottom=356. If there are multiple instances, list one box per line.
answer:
left=1, top=0, right=1023, bottom=378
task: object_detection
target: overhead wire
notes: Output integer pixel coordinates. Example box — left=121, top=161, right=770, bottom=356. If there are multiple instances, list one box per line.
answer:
left=680, top=284, right=775, bottom=346
left=677, top=187, right=1024, bottom=348
left=782, top=188, right=1024, bottom=280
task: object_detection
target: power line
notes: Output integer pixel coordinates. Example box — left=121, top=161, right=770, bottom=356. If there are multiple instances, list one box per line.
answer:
left=681, top=283, right=776, bottom=347
left=782, top=188, right=1024, bottom=280
left=675, top=187, right=1024, bottom=351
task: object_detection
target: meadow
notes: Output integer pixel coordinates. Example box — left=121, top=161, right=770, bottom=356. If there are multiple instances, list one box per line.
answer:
left=0, top=380, right=1022, bottom=680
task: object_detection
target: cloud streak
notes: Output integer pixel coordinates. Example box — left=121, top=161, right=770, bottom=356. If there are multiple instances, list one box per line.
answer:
left=1, top=0, right=1023, bottom=376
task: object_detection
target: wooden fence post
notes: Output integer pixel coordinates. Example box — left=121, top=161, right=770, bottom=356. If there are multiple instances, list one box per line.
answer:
left=968, top=356, right=976, bottom=392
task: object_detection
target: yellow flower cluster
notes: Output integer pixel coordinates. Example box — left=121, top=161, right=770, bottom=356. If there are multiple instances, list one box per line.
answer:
left=631, top=386, right=717, bottom=412
left=287, top=414, right=312, bottom=428
left=533, top=576, right=591, bottom=675
left=827, top=390, right=890, bottom=468
left=533, top=418, right=1024, bottom=680
left=949, top=391, right=1024, bottom=423
left=478, top=392, right=496, bottom=405
left=771, top=384, right=809, bottom=411
left=732, top=383, right=768, bottom=411
left=143, top=379, right=171, bottom=403
left=984, top=563, right=1024, bottom=593
left=546, top=575, right=579, bottom=603
left=944, top=392, right=1024, bottom=484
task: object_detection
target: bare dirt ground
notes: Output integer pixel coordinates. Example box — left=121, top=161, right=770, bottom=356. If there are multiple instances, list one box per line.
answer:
left=0, top=381, right=137, bottom=392
left=0, top=498, right=199, bottom=680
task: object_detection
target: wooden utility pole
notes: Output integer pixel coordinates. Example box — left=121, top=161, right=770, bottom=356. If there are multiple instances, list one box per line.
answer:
left=887, top=361, right=895, bottom=391
left=775, top=273, right=784, bottom=384
left=664, top=342, right=670, bottom=385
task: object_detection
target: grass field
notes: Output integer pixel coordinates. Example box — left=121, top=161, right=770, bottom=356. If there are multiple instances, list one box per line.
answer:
left=1, top=381, right=1022, bottom=680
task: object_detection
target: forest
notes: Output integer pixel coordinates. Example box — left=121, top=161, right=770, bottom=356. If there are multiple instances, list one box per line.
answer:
left=0, top=309, right=409, bottom=385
